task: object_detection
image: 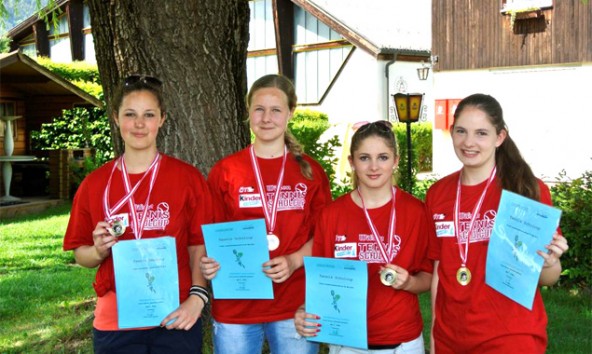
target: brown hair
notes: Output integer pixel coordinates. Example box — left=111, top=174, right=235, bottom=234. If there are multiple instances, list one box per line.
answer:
left=453, top=93, right=540, bottom=200
left=247, top=74, right=313, bottom=179
left=110, top=75, right=165, bottom=117
left=349, top=121, right=399, bottom=189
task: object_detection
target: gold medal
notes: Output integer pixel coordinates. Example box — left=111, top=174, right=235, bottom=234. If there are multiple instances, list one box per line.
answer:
left=108, top=220, right=126, bottom=237
left=380, top=268, right=397, bottom=286
left=267, top=233, right=280, bottom=251
left=456, top=266, right=471, bottom=286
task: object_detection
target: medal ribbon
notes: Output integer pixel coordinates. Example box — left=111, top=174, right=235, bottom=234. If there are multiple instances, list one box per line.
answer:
left=453, top=166, right=497, bottom=267
left=357, top=186, right=397, bottom=264
left=249, top=144, right=287, bottom=235
left=102, top=153, right=161, bottom=239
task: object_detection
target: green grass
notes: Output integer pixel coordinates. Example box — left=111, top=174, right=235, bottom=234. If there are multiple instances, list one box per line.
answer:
left=1, top=204, right=590, bottom=353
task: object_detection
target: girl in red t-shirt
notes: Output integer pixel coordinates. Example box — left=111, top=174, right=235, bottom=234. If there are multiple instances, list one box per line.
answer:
left=425, top=93, right=568, bottom=353
left=63, top=75, right=213, bottom=353
left=294, top=120, right=434, bottom=353
left=200, top=74, right=332, bottom=354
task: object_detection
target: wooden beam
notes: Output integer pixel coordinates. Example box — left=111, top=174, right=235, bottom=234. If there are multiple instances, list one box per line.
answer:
left=67, top=0, right=85, bottom=61
left=273, top=0, right=295, bottom=81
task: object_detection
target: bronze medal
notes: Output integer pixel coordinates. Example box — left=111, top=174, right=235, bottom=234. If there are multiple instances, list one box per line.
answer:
left=267, top=233, right=280, bottom=251
left=109, top=220, right=126, bottom=237
left=456, top=266, right=471, bottom=286
left=380, top=268, right=397, bottom=286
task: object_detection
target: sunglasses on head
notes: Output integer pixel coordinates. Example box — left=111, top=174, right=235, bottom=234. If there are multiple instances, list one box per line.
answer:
left=352, top=120, right=393, bottom=132
left=124, top=75, right=163, bottom=87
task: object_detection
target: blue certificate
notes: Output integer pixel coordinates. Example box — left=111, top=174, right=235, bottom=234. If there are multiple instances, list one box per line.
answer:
left=304, top=256, right=368, bottom=349
left=201, top=218, right=273, bottom=299
left=486, top=190, right=561, bottom=310
left=112, top=237, right=179, bottom=329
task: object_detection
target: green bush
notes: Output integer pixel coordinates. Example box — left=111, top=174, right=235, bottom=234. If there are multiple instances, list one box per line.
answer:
left=31, top=107, right=113, bottom=164
left=288, top=109, right=343, bottom=199
left=551, top=169, right=592, bottom=289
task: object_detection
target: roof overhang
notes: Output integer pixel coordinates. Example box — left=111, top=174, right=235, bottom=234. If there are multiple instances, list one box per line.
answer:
left=0, top=50, right=103, bottom=108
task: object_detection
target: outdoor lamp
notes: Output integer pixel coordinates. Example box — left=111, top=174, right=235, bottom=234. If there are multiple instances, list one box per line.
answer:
left=393, top=93, right=424, bottom=192
left=417, top=63, right=430, bottom=81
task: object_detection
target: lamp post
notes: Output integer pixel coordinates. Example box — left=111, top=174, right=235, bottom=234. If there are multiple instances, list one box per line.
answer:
left=393, top=93, right=424, bottom=192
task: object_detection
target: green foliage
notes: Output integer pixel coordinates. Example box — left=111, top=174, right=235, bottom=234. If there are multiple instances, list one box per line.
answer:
left=288, top=109, right=343, bottom=199
left=36, top=56, right=101, bottom=84
left=31, top=107, right=113, bottom=164
left=0, top=35, right=11, bottom=53
left=551, top=169, right=592, bottom=289
left=394, top=122, right=433, bottom=194
left=29, top=58, right=110, bottom=190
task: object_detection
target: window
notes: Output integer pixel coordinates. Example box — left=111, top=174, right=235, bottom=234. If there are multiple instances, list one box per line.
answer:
left=247, top=0, right=279, bottom=88
left=293, top=7, right=352, bottom=104
left=49, top=14, right=72, bottom=62
left=501, top=0, right=553, bottom=12
left=83, top=3, right=96, bottom=63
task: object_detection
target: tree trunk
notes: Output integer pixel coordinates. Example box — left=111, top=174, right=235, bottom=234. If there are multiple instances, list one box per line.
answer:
left=87, top=0, right=251, bottom=174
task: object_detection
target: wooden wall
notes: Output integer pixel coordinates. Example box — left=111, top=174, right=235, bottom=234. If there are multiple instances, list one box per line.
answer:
left=432, top=1, right=592, bottom=71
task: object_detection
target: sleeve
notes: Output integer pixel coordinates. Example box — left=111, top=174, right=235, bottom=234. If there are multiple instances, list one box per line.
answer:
left=187, top=167, right=215, bottom=245
left=416, top=202, right=436, bottom=274
left=306, top=158, right=334, bottom=238
left=424, top=186, right=442, bottom=262
left=538, top=179, right=562, bottom=235
left=206, top=162, right=229, bottom=223
left=311, top=206, right=334, bottom=258
left=63, top=177, right=94, bottom=251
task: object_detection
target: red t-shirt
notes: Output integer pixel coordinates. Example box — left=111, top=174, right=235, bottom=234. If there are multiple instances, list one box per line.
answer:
left=63, top=154, right=214, bottom=329
left=207, top=146, right=333, bottom=323
left=313, top=189, right=434, bottom=345
left=425, top=171, right=557, bottom=352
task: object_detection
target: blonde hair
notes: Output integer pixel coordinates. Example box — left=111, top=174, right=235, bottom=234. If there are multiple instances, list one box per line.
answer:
left=247, top=74, right=312, bottom=179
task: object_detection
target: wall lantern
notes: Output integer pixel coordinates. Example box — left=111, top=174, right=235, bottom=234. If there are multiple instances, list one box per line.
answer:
left=417, top=64, right=430, bottom=81
left=393, top=93, right=424, bottom=192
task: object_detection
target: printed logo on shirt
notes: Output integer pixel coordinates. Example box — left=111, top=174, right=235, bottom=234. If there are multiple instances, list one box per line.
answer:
left=239, top=193, right=263, bottom=208
left=357, top=233, right=402, bottom=263
left=335, top=234, right=346, bottom=242
left=239, top=186, right=255, bottom=193
left=435, top=221, right=455, bottom=237
left=335, top=242, right=357, bottom=258
left=238, top=184, right=307, bottom=210
left=432, top=213, right=446, bottom=220
left=456, top=209, right=497, bottom=243
left=139, top=202, right=171, bottom=230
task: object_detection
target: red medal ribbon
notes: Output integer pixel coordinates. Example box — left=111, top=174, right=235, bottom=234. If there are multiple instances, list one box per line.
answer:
left=249, top=145, right=287, bottom=236
left=357, top=186, right=398, bottom=264
left=103, top=153, right=161, bottom=239
left=453, top=166, right=497, bottom=268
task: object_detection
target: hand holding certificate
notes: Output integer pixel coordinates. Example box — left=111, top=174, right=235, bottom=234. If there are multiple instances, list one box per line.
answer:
left=486, top=190, right=562, bottom=309
left=303, top=256, right=368, bottom=349
left=112, top=237, right=179, bottom=329
left=201, top=218, right=274, bottom=299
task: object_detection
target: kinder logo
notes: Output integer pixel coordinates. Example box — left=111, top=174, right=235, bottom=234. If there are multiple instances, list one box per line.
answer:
left=239, top=186, right=255, bottom=193
left=334, top=242, right=357, bottom=258
left=239, top=194, right=262, bottom=208
left=435, top=221, right=455, bottom=237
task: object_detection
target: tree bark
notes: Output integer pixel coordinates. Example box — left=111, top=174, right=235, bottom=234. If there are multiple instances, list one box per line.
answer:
left=87, top=0, right=251, bottom=174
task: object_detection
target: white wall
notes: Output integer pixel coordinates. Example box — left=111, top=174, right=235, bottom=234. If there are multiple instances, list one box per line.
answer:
left=432, top=63, right=592, bottom=182
left=304, top=51, right=435, bottom=181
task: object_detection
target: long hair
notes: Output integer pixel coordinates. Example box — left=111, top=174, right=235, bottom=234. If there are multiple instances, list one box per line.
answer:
left=349, top=121, right=399, bottom=189
left=247, top=74, right=313, bottom=179
left=453, top=93, right=540, bottom=200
